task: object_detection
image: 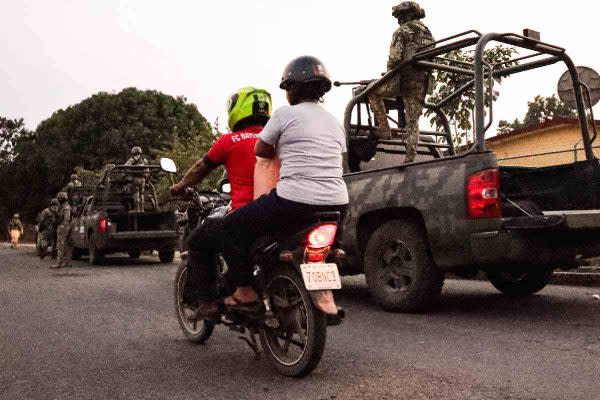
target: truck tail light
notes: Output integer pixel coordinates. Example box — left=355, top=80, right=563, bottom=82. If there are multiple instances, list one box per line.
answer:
left=467, top=169, right=501, bottom=219
left=304, top=223, right=338, bottom=263
left=98, top=217, right=108, bottom=234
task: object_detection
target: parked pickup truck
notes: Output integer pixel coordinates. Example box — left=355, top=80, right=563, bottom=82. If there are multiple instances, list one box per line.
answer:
left=338, top=30, right=600, bottom=312
left=70, top=164, right=177, bottom=264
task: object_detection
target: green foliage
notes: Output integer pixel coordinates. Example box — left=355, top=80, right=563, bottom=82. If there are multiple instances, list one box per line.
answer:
left=425, top=46, right=519, bottom=145
left=0, top=117, right=32, bottom=163
left=0, top=88, right=213, bottom=224
left=497, top=94, right=576, bottom=134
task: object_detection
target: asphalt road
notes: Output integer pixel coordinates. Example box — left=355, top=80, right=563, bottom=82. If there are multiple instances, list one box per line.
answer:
left=1, top=244, right=599, bottom=400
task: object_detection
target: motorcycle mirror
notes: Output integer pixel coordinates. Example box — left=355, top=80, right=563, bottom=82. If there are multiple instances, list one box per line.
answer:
left=160, top=157, right=177, bottom=173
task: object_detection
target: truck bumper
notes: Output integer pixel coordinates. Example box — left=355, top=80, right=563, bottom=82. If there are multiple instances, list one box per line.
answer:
left=471, top=212, right=600, bottom=267
left=102, top=230, right=178, bottom=252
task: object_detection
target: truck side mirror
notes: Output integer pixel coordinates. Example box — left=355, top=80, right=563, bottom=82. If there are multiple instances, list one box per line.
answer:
left=160, top=158, right=177, bottom=173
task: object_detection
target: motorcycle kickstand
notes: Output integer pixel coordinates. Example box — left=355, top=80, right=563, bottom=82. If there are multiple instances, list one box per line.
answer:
left=238, top=331, right=261, bottom=360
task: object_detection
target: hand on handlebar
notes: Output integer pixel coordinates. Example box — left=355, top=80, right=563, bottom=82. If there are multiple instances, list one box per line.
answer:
left=169, top=183, right=185, bottom=196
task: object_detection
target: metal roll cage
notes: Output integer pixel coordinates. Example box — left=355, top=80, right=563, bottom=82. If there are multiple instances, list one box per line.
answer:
left=343, top=30, right=597, bottom=161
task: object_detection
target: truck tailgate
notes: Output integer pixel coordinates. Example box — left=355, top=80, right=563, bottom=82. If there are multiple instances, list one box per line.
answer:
left=543, top=210, right=600, bottom=229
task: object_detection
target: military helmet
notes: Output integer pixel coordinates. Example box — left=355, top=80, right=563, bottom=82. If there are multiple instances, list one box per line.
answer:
left=392, top=1, right=425, bottom=19
left=71, top=173, right=78, bottom=180
left=227, top=87, right=272, bottom=131
left=56, top=192, right=68, bottom=202
left=13, top=213, right=19, bottom=218
left=279, top=56, right=332, bottom=93
left=50, top=198, right=59, bottom=207
left=131, top=146, right=142, bottom=155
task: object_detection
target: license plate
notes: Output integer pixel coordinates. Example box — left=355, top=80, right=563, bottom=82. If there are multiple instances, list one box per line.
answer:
left=300, top=263, right=342, bottom=291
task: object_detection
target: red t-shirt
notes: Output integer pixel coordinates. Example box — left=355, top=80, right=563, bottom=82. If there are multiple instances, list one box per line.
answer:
left=206, top=126, right=261, bottom=210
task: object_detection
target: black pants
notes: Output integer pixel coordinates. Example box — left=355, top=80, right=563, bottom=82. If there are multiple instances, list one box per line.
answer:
left=182, top=217, right=224, bottom=305
left=223, top=189, right=348, bottom=288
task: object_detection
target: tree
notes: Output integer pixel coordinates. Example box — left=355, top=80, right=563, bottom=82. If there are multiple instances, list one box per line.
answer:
left=0, top=88, right=213, bottom=224
left=0, top=117, right=32, bottom=163
left=425, top=46, right=519, bottom=145
left=497, top=94, right=575, bottom=134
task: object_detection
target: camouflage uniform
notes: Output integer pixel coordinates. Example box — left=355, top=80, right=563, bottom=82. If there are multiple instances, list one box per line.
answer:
left=8, top=215, right=23, bottom=249
left=368, top=2, right=434, bottom=163
left=53, top=194, right=72, bottom=268
left=125, top=147, right=148, bottom=213
left=66, top=174, right=82, bottom=189
left=38, top=201, right=59, bottom=259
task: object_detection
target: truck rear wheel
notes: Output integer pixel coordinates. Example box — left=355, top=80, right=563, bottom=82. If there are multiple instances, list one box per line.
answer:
left=364, top=220, right=444, bottom=312
left=159, top=250, right=175, bottom=263
left=89, top=239, right=104, bottom=265
left=487, top=269, right=553, bottom=297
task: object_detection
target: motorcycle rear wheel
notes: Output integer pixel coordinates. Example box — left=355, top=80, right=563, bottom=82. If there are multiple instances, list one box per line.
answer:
left=259, top=264, right=327, bottom=377
left=174, top=260, right=215, bottom=344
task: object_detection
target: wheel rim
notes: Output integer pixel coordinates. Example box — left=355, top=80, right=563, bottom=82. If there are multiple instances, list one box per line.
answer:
left=262, top=275, right=309, bottom=367
left=176, top=268, right=208, bottom=335
left=378, top=239, right=415, bottom=294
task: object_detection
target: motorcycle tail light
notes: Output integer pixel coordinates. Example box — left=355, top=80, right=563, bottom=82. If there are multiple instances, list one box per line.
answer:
left=306, top=224, right=337, bottom=249
left=98, top=217, right=108, bottom=234
left=304, top=223, right=338, bottom=263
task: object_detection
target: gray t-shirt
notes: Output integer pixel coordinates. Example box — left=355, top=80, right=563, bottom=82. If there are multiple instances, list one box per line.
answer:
left=259, top=103, right=349, bottom=205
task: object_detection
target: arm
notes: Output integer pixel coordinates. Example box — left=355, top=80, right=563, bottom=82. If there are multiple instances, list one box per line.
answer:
left=387, top=29, right=404, bottom=70
left=255, top=139, right=276, bottom=159
left=169, top=157, right=218, bottom=194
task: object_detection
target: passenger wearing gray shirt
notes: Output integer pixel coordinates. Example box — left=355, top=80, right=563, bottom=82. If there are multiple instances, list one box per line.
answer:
left=259, top=102, right=349, bottom=205
left=221, top=56, right=348, bottom=316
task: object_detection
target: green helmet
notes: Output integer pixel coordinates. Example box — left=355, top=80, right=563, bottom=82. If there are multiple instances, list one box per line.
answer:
left=50, top=198, right=59, bottom=207
left=227, top=87, right=272, bottom=131
left=131, top=146, right=142, bottom=155
left=392, top=1, right=425, bottom=19
left=57, top=192, right=68, bottom=202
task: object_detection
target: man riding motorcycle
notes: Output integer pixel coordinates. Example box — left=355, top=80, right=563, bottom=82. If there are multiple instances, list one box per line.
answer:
left=169, top=87, right=272, bottom=320
left=220, top=56, right=349, bottom=316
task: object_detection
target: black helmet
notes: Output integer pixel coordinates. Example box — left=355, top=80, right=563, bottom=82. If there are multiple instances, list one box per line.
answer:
left=279, top=56, right=332, bottom=93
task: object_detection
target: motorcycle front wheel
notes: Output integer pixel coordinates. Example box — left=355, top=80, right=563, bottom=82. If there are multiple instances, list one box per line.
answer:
left=174, top=260, right=215, bottom=343
left=259, top=264, right=327, bottom=378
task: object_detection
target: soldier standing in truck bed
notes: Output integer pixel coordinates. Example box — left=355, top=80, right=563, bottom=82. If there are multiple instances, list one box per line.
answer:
left=368, top=1, right=434, bottom=163
left=125, top=146, right=148, bottom=213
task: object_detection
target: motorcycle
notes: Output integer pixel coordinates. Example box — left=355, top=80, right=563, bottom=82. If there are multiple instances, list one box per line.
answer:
left=160, top=158, right=345, bottom=377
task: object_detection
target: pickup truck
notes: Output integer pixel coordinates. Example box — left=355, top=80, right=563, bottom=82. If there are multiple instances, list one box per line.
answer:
left=338, top=30, right=600, bottom=312
left=70, top=164, right=177, bottom=264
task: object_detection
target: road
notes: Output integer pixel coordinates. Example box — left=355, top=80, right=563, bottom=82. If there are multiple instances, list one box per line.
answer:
left=1, top=244, right=599, bottom=400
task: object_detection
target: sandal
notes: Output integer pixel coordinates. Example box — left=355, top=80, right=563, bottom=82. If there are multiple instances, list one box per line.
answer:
left=184, top=302, right=221, bottom=322
left=223, top=294, right=261, bottom=312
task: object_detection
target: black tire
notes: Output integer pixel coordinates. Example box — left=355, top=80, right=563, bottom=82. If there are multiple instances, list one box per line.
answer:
left=174, top=259, right=215, bottom=343
left=89, top=237, right=104, bottom=265
left=364, top=219, right=444, bottom=312
left=71, top=247, right=83, bottom=261
left=259, top=265, right=327, bottom=378
left=487, top=269, right=553, bottom=297
left=128, top=249, right=141, bottom=259
left=159, top=250, right=175, bottom=263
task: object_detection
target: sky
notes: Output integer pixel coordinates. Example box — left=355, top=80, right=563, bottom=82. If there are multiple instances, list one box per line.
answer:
left=1, top=0, right=599, bottom=136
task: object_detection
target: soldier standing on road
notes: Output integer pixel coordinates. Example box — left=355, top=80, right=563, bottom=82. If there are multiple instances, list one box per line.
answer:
left=38, top=199, right=59, bottom=259
left=368, top=1, right=434, bottom=163
left=52, top=192, right=72, bottom=269
left=8, top=214, right=24, bottom=249
left=125, top=147, right=148, bottom=213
